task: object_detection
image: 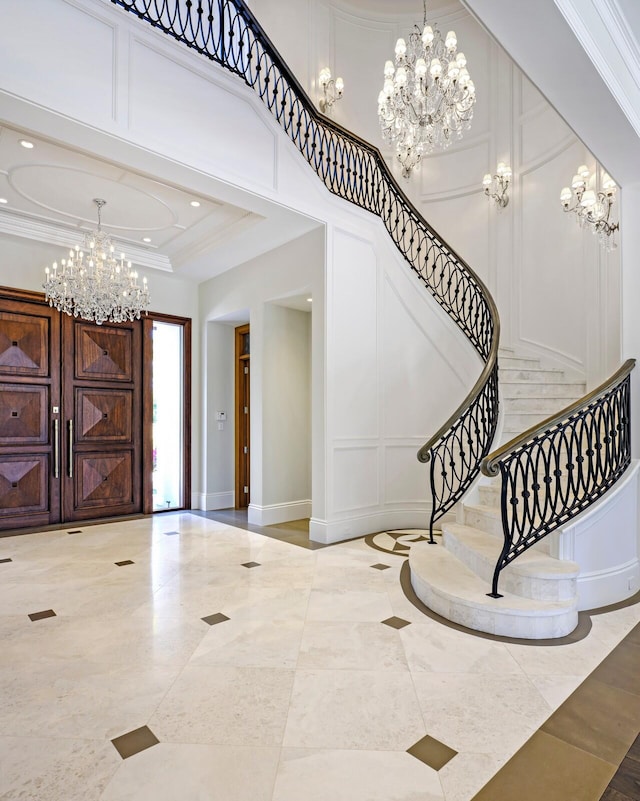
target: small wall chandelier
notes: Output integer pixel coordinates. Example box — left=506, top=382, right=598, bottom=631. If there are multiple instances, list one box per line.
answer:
left=318, top=68, right=344, bottom=115
left=377, top=1, right=476, bottom=178
left=43, top=199, right=150, bottom=325
left=483, top=162, right=511, bottom=208
left=560, top=166, right=619, bottom=249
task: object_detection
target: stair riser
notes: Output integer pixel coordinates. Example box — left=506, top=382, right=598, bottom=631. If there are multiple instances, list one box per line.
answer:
left=501, top=382, right=586, bottom=398
left=410, top=571, right=578, bottom=639
left=500, top=369, right=564, bottom=382
left=503, top=413, right=551, bottom=432
left=443, top=530, right=577, bottom=601
left=499, top=357, right=542, bottom=369
left=504, top=397, right=582, bottom=413
left=478, top=485, right=500, bottom=506
left=463, top=508, right=502, bottom=537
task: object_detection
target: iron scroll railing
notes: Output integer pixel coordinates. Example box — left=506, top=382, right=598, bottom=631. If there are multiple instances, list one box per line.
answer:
left=111, top=0, right=500, bottom=538
left=481, top=359, right=635, bottom=598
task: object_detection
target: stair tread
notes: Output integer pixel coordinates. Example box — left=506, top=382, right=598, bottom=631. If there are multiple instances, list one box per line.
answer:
left=464, top=502, right=500, bottom=517
left=501, top=379, right=585, bottom=385
left=443, top=523, right=580, bottom=579
left=410, top=544, right=576, bottom=614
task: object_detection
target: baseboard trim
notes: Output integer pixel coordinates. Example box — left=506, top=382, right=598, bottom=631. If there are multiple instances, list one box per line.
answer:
left=192, top=491, right=235, bottom=511
left=309, top=507, right=437, bottom=545
left=248, top=500, right=312, bottom=526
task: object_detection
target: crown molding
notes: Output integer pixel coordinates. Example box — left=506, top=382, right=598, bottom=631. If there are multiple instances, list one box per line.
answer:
left=0, top=209, right=173, bottom=272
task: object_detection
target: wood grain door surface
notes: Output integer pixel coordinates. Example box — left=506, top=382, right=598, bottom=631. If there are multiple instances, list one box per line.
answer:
left=62, top=316, right=142, bottom=522
left=0, top=301, right=61, bottom=529
left=0, top=295, right=142, bottom=530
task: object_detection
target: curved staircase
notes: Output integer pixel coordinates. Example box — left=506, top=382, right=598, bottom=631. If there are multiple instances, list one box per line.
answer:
left=410, top=349, right=626, bottom=639
left=112, top=0, right=635, bottom=641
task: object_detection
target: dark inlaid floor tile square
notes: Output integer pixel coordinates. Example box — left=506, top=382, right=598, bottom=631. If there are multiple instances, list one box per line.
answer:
left=590, top=642, right=640, bottom=697
left=115, top=560, right=135, bottom=567
left=67, top=530, right=82, bottom=535
left=381, top=616, right=411, bottom=630
left=541, top=679, right=640, bottom=766
left=370, top=563, right=390, bottom=571
left=242, top=561, right=261, bottom=568
left=164, top=530, right=180, bottom=536
left=111, top=725, right=159, bottom=760
left=610, top=753, right=640, bottom=799
left=28, top=609, right=56, bottom=622
left=407, top=734, right=457, bottom=770
left=472, top=731, right=613, bottom=801
left=201, top=612, right=230, bottom=626
left=0, top=558, right=12, bottom=564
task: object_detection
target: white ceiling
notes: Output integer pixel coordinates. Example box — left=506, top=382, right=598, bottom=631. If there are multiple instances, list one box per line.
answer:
left=0, top=124, right=319, bottom=283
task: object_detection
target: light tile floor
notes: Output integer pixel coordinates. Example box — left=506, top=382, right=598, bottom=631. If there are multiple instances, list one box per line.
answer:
left=0, top=512, right=638, bottom=800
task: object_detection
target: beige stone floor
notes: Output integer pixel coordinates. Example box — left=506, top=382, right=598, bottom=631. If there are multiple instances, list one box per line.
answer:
left=0, top=512, right=638, bottom=801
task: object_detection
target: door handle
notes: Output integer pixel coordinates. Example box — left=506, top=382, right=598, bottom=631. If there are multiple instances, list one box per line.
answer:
left=53, top=419, right=60, bottom=479
left=67, top=419, right=73, bottom=479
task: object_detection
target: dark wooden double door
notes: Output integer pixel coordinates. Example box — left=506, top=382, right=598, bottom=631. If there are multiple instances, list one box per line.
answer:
left=0, top=297, right=141, bottom=530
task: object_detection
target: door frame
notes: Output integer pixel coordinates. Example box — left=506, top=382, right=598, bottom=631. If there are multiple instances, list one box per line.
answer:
left=142, top=312, right=192, bottom=514
left=235, top=323, right=250, bottom=509
left=0, top=286, right=192, bottom=525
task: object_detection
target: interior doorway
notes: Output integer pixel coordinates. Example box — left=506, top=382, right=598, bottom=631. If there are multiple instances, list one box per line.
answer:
left=235, top=323, right=250, bottom=509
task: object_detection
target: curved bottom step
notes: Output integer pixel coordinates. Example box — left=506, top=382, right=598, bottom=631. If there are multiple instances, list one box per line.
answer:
left=409, top=542, right=578, bottom=639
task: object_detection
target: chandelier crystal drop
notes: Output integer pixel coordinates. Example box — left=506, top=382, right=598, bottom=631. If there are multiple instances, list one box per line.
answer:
left=560, top=166, right=619, bottom=251
left=43, top=199, right=150, bottom=325
left=377, top=1, right=476, bottom=178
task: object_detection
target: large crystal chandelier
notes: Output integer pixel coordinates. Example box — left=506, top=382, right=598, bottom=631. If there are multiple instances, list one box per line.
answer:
left=378, top=2, right=476, bottom=178
left=43, top=199, right=150, bottom=325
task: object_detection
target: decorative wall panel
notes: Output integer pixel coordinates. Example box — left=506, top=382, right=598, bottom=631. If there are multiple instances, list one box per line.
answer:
left=0, top=385, right=47, bottom=443
left=0, top=312, right=48, bottom=376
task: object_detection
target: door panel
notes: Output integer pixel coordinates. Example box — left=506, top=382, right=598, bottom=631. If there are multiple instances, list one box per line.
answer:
left=0, top=385, right=48, bottom=443
left=0, top=301, right=60, bottom=530
left=75, top=324, right=133, bottom=381
left=0, top=312, right=49, bottom=376
left=76, top=388, right=132, bottom=442
left=74, top=452, right=133, bottom=510
left=0, top=456, right=48, bottom=514
left=62, top=315, right=141, bottom=522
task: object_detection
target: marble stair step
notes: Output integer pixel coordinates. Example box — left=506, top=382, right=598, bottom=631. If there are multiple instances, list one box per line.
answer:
left=504, top=395, right=582, bottom=413
left=409, top=543, right=578, bottom=639
left=503, top=412, right=555, bottom=432
left=462, top=501, right=552, bottom=553
left=501, top=381, right=586, bottom=398
left=499, top=356, right=542, bottom=370
left=499, top=367, right=566, bottom=382
left=442, top=523, right=579, bottom=601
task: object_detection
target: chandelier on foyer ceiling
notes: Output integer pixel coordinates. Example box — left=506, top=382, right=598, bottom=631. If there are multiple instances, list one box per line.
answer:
left=43, top=199, right=150, bottom=325
left=377, top=1, right=476, bottom=178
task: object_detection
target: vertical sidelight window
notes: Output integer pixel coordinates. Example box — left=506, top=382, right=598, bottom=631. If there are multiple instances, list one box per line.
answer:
left=151, top=321, right=184, bottom=510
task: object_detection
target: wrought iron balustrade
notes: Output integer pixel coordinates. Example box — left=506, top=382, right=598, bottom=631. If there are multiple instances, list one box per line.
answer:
left=112, top=0, right=500, bottom=538
left=482, top=359, right=635, bottom=598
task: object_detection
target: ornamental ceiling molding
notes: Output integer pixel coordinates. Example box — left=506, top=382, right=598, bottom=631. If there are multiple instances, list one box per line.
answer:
left=554, top=0, right=640, bottom=139
left=0, top=209, right=173, bottom=273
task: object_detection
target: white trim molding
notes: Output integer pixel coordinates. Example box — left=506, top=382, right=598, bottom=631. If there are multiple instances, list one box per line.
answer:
left=248, top=500, right=312, bottom=527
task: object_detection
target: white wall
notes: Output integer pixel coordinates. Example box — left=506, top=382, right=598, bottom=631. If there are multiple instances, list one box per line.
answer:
left=248, top=0, right=622, bottom=386
left=0, top=0, right=506, bottom=541
left=198, top=228, right=323, bottom=520
left=260, top=304, right=312, bottom=520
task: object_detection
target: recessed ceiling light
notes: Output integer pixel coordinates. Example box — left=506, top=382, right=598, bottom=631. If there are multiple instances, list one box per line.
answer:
left=0, top=198, right=7, bottom=204
left=190, top=200, right=201, bottom=207
left=306, top=298, right=312, bottom=302
left=142, top=237, right=152, bottom=243
left=19, top=139, right=34, bottom=149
